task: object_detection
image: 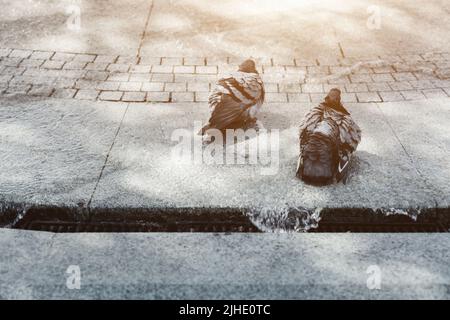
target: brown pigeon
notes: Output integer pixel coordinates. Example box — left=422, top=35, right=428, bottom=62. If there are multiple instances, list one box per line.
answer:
left=199, top=59, right=265, bottom=135
left=296, top=88, right=361, bottom=185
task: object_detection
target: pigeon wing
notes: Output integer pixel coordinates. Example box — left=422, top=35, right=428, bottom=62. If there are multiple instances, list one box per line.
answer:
left=207, top=94, right=246, bottom=130
left=299, top=104, right=326, bottom=146
left=338, top=114, right=361, bottom=152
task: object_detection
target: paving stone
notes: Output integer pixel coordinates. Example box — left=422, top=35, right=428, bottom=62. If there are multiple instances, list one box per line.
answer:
left=345, top=83, right=369, bottom=93
left=146, top=92, right=171, bottom=102
left=309, top=93, right=324, bottom=102
left=28, top=86, right=54, bottom=97
left=287, top=93, right=310, bottom=102
left=341, top=92, right=357, bottom=103
left=151, top=73, right=174, bottom=82
left=42, top=60, right=65, bottom=69
left=53, top=79, right=75, bottom=89
left=316, top=57, right=340, bottom=66
left=389, top=81, right=413, bottom=91
left=422, top=88, right=448, bottom=99
left=371, top=73, right=395, bottom=82
left=161, top=57, right=183, bottom=65
left=107, top=64, right=130, bottom=73
left=195, top=91, right=209, bottom=102
left=356, top=92, right=382, bottom=102
left=401, top=90, right=426, bottom=100
left=263, top=66, right=286, bottom=74
left=30, top=51, right=54, bottom=60
left=367, top=82, right=391, bottom=92
left=183, top=57, right=205, bottom=66
left=2, top=66, right=25, bottom=76
left=94, top=55, right=118, bottom=64
left=130, top=65, right=152, bottom=73
left=187, top=82, right=209, bottom=92
left=75, top=89, right=99, bottom=100
left=265, top=92, right=288, bottom=102
left=139, top=57, right=161, bottom=65
left=294, top=58, right=318, bottom=66
left=96, top=81, right=121, bottom=91
left=142, top=82, right=165, bottom=92
left=59, top=69, right=85, bottom=79
left=119, top=82, right=142, bottom=91
left=174, top=66, right=195, bottom=74
left=307, top=66, right=330, bottom=74
left=99, top=91, right=123, bottom=101
left=431, top=79, right=450, bottom=88
left=0, top=57, right=23, bottom=67
left=165, top=82, right=186, bottom=92
left=301, top=83, right=324, bottom=93
left=9, top=49, right=32, bottom=59
left=75, top=79, right=98, bottom=90
left=128, top=73, right=151, bottom=82
left=73, top=54, right=96, bottom=63
left=413, top=72, right=437, bottom=80
left=51, top=52, right=76, bottom=61
left=6, top=83, right=31, bottom=94
left=84, top=71, right=109, bottom=81
left=272, top=57, right=296, bottom=66
left=0, top=48, right=12, bottom=57
left=177, top=74, right=217, bottom=83
left=152, top=65, right=173, bottom=73
left=62, top=61, right=87, bottom=70
left=349, top=74, right=372, bottom=83
left=206, top=57, right=228, bottom=66
left=171, top=92, right=194, bottom=102
left=392, top=72, right=417, bottom=81
left=327, top=76, right=351, bottom=85
left=108, top=73, right=131, bottom=82
left=117, top=56, right=139, bottom=64
left=85, top=62, right=109, bottom=71
left=264, top=83, right=278, bottom=93
left=379, top=91, right=404, bottom=102
left=196, top=66, right=218, bottom=74
left=372, top=66, right=396, bottom=73
left=279, top=83, right=301, bottom=93
left=409, top=80, right=435, bottom=89
left=122, top=91, right=146, bottom=102
left=285, top=66, right=307, bottom=75
left=52, top=88, right=77, bottom=99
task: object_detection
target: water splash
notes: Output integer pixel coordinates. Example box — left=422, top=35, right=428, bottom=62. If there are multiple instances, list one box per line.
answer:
left=378, top=207, right=421, bottom=222
left=247, top=206, right=322, bottom=233
left=0, top=202, right=31, bottom=227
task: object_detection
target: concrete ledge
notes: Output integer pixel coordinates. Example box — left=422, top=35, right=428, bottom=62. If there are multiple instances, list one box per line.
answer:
left=2, top=203, right=449, bottom=232
left=0, top=96, right=449, bottom=231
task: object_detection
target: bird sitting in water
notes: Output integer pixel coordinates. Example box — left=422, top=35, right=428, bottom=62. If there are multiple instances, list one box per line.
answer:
left=199, top=59, right=265, bottom=136
left=296, top=88, right=361, bottom=185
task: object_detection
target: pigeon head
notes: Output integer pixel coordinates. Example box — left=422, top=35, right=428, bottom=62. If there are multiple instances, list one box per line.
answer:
left=325, top=88, right=341, bottom=106
left=324, top=88, right=350, bottom=115
left=238, top=59, right=258, bottom=73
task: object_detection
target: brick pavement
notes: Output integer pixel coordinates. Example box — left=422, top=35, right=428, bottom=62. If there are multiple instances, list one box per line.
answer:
left=1, top=48, right=450, bottom=103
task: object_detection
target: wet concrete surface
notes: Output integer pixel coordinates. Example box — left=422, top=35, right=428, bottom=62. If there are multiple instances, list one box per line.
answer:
left=0, top=229, right=449, bottom=299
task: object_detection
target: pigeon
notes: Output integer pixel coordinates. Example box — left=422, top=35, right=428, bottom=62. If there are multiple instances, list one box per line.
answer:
left=296, top=88, right=361, bottom=185
left=199, top=59, right=265, bottom=136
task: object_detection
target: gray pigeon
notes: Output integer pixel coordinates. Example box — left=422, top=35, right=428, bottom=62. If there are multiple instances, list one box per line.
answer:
left=296, top=88, right=361, bottom=185
left=199, top=59, right=265, bottom=135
